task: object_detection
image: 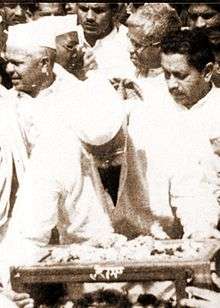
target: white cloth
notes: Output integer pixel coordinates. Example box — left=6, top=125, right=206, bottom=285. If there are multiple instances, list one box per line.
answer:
left=120, top=70, right=168, bottom=114
left=7, top=19, right=57, bottom=50
left=8, top=63, right=81, bottom=151
left=160, top=85, right=220, bottom=185
left=129, top=103, right=220, bottom=238
left=0, top=103, right=219, bottom=285
left=76, top=24, right=135, bottom=79
left=0, top=64, right=81, bottom=240
left=0, top=294, right=16, bottom=308
left=0, top=102, right=28, bottom=234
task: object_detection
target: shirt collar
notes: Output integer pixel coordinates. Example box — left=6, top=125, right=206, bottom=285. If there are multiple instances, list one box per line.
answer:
left=78, top=25, right=118, bottom=49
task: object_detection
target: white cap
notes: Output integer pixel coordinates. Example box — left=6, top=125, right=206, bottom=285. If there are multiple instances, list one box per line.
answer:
left=70, top=76, right=126, bottom=146
left=7, top=19, right=56, bottom=51
left=48, top=15, right=77, bottom=37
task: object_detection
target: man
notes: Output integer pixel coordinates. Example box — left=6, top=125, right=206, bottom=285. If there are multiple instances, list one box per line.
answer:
left=6, top=20, right=81, bottom=150
left=65, top=3, right=77, bottom=15
left=0, top=6, right=11, bottom=92
left=56, top=31, right=84, bottom=76
left=74, top=3, right=134, bottom=79
left=3, top=3, right=34, bottom=25
left=34, top=3, right=65, bottom=19
left=53, top=15, right=84, bottom=77
left=160, top=28, right=220, bottom=203
left=0, top=20, right=80, bottom=241
left=1, top=71, right=219, bottom=306
left=187, top=3, right=220, bottom=87
left=187, top=3, right=220, bottom=45
left=127, top=3, right=180, bottom=79
left=115, top=4, right=180, bottom=106
left=0, top=78, right=160, bottom=285
left=0, top=9, right=34, bottom=307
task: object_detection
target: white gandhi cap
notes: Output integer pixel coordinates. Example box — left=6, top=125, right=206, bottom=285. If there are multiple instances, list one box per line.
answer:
left=70, top=76, right=126, bottom=146
left=7, top=19, right=56, bottom=51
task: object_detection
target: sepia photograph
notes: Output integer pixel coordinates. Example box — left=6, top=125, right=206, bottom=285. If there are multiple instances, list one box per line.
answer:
left=0, top=1, right=220, bottom=307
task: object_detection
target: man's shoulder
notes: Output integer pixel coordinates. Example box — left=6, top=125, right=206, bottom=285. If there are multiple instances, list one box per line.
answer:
left=53, top=63, right=81, bottom=85
left=210, top=85, right=220, bottom=100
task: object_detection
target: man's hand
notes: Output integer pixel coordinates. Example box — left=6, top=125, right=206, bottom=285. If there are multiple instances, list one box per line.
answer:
left=180, top=286, right=220, bottom=308
left=74, top=48, right=97, bottom=80
left=1, top=289, right=34, bottom=308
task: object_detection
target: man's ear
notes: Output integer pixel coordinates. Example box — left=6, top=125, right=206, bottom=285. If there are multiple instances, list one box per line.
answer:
left=203, top=62, right=214, bottom=82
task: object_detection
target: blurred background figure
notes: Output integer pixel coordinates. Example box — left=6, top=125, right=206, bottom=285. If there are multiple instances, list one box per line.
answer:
left=0, top=6, right=12, bottom=90
left=3, top=3, right=34, bottom=25
left=74, top=3, right=134, bottom=80
left=127, top=4, right=180, bottom=79
left=65, top=3, right=77, bottom=15
left=187, top=3, right=220, bottom=45
left=34, top=3, right=65, bottom=19
left=56, top=31, right=84, bottom=76
left=186, top=3, right=220, bottom=87
left=212, top=44, right=220, bottom=87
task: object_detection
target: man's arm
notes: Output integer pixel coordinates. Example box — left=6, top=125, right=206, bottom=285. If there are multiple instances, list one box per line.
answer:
left=0, top=129, right=80, bottom=285
left=170, top=149, right=220, bottom=239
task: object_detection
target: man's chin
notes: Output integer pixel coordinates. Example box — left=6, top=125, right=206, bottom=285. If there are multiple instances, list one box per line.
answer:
left=83, top=26, right=98, bottom=36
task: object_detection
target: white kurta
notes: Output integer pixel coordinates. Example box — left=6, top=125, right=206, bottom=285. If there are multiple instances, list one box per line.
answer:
left=129, top=103, right=220, bottom=238
left=1, top=106, right=219, bottom=271
left=0, top=64, right=82, bottom=241
left=159, top=85, right=220, bottom=199
left=76, top=24, right=135, bottom=79
left=0, top=101, right=28, bottom=242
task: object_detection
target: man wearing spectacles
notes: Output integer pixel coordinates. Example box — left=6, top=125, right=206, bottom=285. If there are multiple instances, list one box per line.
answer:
left=127, top=4, right=180, bottom=79
left=115, top=4, right=181, bottom=107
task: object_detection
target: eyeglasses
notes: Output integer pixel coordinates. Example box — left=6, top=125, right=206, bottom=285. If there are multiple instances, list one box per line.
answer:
left=133, top=40, right=160, bottom=51
left=128, top=34, right=160, bottom=51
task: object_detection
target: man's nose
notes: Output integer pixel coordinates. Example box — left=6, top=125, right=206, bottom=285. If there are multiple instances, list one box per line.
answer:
left=128, top=42, right=135, bottom=55
left=195, top=16, right=207, bottom=28
left=167, top=75, right=178, bottom=91
left=6, top=62, right=14, bottom=74
left=86, top=9, right=95, bottom=21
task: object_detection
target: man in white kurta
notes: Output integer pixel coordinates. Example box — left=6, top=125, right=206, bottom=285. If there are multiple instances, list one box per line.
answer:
left=113, top=4, right=180, bottom=111
left=0, top=21, right=82, bottom=242
left=74, top=3, right=135, bottom=80
left=1, top=75, right=220, bottom=286
left=160, top=29, right=220, bottom=202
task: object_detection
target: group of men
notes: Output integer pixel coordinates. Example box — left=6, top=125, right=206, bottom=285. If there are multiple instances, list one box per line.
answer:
left=0, top=2, right=219, bottom=307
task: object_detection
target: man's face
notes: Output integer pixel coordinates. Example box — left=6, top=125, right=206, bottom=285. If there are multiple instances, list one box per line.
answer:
left=77, top=3, right=113, bottom=39
left=4, top=4, right=27, bottom=25
left=56, top=32, right=83, bottom=72
left=161, top=52, right=208, bottom=108
left=188, top=4, right=220, bottom=45
left=6, top=48, right=45, bottom=96
left=0, top=12, right=7, bottom=52
left=127, top=20, right=160, bottom=70
left=36, top=3, right=64, bottom=18
left=65, top=3, right=77, bottom=15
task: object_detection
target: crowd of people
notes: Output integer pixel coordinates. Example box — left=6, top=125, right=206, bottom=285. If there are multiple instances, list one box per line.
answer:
left=0, top=2, right=219, bottom=307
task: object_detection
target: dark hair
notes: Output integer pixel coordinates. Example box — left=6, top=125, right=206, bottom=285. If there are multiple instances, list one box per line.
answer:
left=161, top=28, right=215, bottom=72
left=74, top=289, right=132, bottom=308
left=187, top=3, right=220, bottom=13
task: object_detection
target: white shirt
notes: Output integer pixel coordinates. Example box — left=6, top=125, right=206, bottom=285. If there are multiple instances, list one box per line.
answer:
left=0, top=64, right=81, bottom=239
left=129, top=102, right=220, bottom=238
left=162, top=85, right=220, bottom=174
left=76, top=24, right=135, bottom=79
left=0, top=101, right=28, bottom=240
left=8, top=63, right=81, bottom=151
